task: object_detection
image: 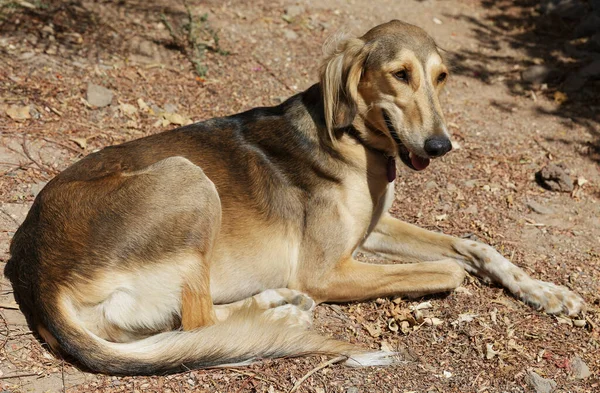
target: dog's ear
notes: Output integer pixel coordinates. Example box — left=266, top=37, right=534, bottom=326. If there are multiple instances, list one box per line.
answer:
left=320, top=36, right=367, bottom=141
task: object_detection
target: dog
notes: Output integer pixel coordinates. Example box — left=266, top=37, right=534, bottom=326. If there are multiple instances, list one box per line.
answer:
left=5, top=20, right=585, bottom=375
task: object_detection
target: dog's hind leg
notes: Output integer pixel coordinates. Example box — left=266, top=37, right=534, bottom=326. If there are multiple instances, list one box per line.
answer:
left=73, top=156, right=223, bottom=341
left=358, top=214, right=585, bottom=316
left=214, top=289, right=315, bottom=329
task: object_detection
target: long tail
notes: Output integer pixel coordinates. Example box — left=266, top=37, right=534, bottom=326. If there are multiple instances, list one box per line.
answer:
left=45, top=296, right=397, bottom=375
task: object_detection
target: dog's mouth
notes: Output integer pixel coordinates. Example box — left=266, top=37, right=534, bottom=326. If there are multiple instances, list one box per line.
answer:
left=382, top=111, right=430, bottom=171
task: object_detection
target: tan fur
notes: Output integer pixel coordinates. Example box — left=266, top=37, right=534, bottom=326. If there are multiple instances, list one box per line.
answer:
left=5, top=20, right=584, bottom=375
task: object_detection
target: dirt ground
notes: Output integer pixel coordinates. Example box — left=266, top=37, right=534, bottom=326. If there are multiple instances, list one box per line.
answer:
left=1, top=0, right=599, bottom=392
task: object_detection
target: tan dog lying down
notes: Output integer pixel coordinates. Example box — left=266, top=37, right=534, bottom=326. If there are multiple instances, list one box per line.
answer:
left=5, top=20, right=584, bottom=375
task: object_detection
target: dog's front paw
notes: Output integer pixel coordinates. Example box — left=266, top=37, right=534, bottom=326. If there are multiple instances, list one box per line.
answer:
left=520, top=280, right=586, bottom=317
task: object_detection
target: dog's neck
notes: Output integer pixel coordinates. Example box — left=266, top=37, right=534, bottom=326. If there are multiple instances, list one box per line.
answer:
left=298, top=84, right=392, bottom=155
left=293, top=83, right=393, bottom=182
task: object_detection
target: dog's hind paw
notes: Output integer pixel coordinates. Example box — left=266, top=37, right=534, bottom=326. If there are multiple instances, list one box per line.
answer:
left=253, top=288, right=315, bottom=312
left=262, top=304, right=314, bottom=329
left=520, top=280, right=586, bottom=317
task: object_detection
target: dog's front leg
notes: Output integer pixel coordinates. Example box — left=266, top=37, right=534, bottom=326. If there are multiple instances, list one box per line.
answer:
left=294, top=257, right=466, bottom=304
left=359, top=214, right=585, bottom=316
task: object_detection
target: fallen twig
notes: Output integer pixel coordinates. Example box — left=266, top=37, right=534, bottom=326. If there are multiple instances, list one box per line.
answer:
left=0, top=372, right=40, bottom=380
left=289, top=356, right=346, bottom=393
left=21, top=136, right=58, bottom=175
left=226, top=369, right=285, bottom=390
left=253, top=56, right=296, bottom=93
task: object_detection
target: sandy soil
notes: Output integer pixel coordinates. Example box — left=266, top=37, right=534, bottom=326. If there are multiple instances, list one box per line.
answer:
left=1, top=0, right=599, bottom=392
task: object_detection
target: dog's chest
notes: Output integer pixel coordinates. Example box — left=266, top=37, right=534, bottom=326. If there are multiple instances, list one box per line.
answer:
left=364, top=182, right=395, bottom=238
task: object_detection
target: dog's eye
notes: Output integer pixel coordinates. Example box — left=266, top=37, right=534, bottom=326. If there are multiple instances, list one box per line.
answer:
left=394, top=70, right=409, bottom=83
left=437, top=72, right=448, bottom=83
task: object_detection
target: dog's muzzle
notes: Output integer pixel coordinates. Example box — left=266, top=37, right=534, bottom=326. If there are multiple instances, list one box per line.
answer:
left=382, top=110, right=430, bottom=171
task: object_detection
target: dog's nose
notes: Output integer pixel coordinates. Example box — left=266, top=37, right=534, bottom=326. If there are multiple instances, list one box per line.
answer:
left=424, top=136, right=452, bottom=158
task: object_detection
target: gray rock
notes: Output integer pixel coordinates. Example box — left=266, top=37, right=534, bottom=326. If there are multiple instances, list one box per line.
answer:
left=285, top=5, right=304, bottom=18
left=164, top=103, right=178, bottom=113
left=526, top=200, right=554, bottom=215
left=571, top=356, right=591, bottom=379
left=345, top=387, right=359, bottom=393
left=525, top=371, right=557, bottom=393
left=463, top=204, right=478, bottom=215
left=425, top=180, right=438, bottom=190
left=128, top=37, right=164, bottom=64
left=464, top=179, right=477, bottom=188
left=521, top=65, right=560, bottom=84
left=87, top=83, right=114, bottom=108
left=283, top=29, right=298, bottom=40
left=536, top=164, right=574, bottom=192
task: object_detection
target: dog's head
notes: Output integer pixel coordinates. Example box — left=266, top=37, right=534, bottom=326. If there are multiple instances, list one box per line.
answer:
left=320, top=20, right=451, bottom=171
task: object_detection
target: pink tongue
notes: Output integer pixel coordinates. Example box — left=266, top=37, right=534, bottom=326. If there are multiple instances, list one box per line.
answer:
left=410, top=154, right=430, bottom=171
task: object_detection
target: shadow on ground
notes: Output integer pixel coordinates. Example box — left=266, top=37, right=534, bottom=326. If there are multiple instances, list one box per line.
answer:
left=0, top=0, right=194, bottom=63
left=445, top=0, right=600, bottom=164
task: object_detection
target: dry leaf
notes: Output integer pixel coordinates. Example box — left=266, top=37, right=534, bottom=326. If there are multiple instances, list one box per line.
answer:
left=119, top=102, right=138, bottom=117
left=137, top=98, right=150, bottom=112
left=400, top=320, right=410, bottom=334
left=17, top=0, right=37, bottom=9
left=491, top=298, right=517, bottom=310
left=435, top=214, right=448, bottom=221
left=380, top=341, right=394, bottom=352
left=486, top=343, right=499, bottom=360
left=452, top=313, right=478, bottom=326
left=454, top=287, right=473, bottom=296
left=70, top=137, right=87, bottom=149
left=537, top=349, right=545, bottom=363
left=162, top=112, right=192, bottom=126
left=556, top=316, right=573, bottom=326
left=411, top=301, right=433, bottom=310
left=573, top=319, right=586, bottom=328
left=490, top=308, right=498, bottom=324
left=6, top=105, right=31, bottom=121
left=413, top=309, right=424, bottom=324
left=576, top=177, right=588, bottom=187
left=393, top=309, right=416, bottom=325
left=126, top=119, right=139, bottom=129
left=553, top=91, right=567, bottom=104
left=424, top=317, right=443, bottom=326
left=364, top=323, right=382, bottom=338
left=387, top=318, right=399, bottom=332
left=507, top=338, right=524, bottom=352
